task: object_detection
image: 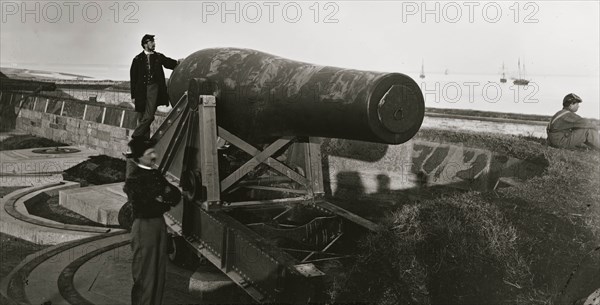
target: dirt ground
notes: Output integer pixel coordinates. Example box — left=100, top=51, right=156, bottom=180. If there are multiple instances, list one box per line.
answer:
left=2, top=132, right=599, bottom=304
left=330, top=129, right=600, bottom=305
left=0, top=135, right=65, bottom=151
left=0, top=187, right=50, bottom=305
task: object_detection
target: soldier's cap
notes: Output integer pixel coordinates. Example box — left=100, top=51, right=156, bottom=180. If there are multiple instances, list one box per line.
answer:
left=126, top=138, right=156, bottom=159
left=563, top=93, right=582, bottom=106
left=141, top=34, right=155, bottom=46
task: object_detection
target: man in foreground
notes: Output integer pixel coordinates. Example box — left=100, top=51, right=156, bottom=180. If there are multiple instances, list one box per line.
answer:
left=130, top=34, right=179, bottom=140
left=124, top=138, right=181, bottom=305
left=547, top=93, right=600, bottom=150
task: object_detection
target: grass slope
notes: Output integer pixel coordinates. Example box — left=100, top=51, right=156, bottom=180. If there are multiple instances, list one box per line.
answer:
left=330, top=129, right=600, bottom=305
left=0, top=135, right=65, bottom=151
left=0, top=187, right=49, bottom=305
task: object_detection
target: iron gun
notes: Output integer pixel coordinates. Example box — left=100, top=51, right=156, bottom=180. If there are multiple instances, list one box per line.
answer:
left=152, top=48, right=425, bottom=303
left=168, top=48, right=424, bottom=144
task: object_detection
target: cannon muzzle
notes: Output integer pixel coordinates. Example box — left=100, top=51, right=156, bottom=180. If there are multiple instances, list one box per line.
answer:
left=168, top=48, right=424, bottom=144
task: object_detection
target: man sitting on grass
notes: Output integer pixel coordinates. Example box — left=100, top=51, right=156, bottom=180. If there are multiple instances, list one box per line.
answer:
left=547, top=93, right=600, bottom=150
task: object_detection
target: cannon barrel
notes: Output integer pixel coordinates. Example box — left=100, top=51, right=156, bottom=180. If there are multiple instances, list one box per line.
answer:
left=168, top=48, right=424, bottom=144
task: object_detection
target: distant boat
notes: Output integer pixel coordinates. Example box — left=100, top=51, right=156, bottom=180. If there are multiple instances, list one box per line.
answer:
left=419, top=60, right=425, bottom=79
left=513, top=58, right=530, bottom=86
left=500, top=62, right=507, bottom=83
left=444, top=69, right=449, bottom=75
left=513, top=79, right=529, bottom=85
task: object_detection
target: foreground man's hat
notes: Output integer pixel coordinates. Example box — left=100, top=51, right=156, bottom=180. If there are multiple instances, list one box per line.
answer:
left=126, top=138, right=155, bottom=159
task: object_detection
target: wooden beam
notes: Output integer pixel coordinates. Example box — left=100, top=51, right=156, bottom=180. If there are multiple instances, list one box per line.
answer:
left=218, top=127, right=309, bottom=188
left=199, top=95, right=220, bottom=202
left=316, top=201, right=381, bottom=232
left=220, top=137, right=291, bottom=191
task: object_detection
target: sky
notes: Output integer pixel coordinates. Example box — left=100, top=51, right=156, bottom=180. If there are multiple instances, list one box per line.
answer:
left=1, top=1, right=599, bottom=118
left=1, top=0, right=599, bottom=79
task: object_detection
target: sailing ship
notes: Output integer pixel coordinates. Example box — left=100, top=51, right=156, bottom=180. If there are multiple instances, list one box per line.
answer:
left=513, top=58, right=530, bottom=86
left=500, top=62, right=507, bottom=83
left=419, top=60, right=425, bottom=79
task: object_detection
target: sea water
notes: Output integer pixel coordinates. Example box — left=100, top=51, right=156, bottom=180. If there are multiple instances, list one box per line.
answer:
left=6, top=64, right=598, bottom=119
left=411, top=73, right=600, bottom=119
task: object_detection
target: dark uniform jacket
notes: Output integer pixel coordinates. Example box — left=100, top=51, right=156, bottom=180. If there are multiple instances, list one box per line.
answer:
left=547, top=110, right=595, bottom=133
left=547, top=109, right=597, bottom=147
left=123, top=165, right=181, bottom=219
left=130, top=51, right=178, bottom=112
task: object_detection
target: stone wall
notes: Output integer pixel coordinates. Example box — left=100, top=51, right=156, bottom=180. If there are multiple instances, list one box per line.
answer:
left=4, top=90, right=545, bottom=196
left=323, top=138, right=546, bottom=198
left=4, top=91, right=165, bottom=157
left=58, top=88, right=131, bottom=105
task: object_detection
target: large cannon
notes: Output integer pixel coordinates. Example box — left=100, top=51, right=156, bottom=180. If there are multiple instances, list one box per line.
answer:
left=150, top=48, right=424, bottom=303
left=168, top=48, right=424, bottom=144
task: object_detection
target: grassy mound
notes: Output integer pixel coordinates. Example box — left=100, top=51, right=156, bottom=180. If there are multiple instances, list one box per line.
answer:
left=0, top=134, right=66, bottom=151
left=62, top=155, right=126, bottom=186
left=0, top=134, right=126, bottom=186
left=0, top=233, right=48, bottom=305
left=330, top=129, right=600, bottom=304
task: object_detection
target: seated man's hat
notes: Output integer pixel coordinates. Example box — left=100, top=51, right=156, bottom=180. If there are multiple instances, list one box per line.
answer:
left=563, top=93, right=582, bottom=106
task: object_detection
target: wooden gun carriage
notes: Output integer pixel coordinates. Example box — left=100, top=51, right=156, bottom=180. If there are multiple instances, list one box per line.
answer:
left=149, top=48, right=424, bottom=303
